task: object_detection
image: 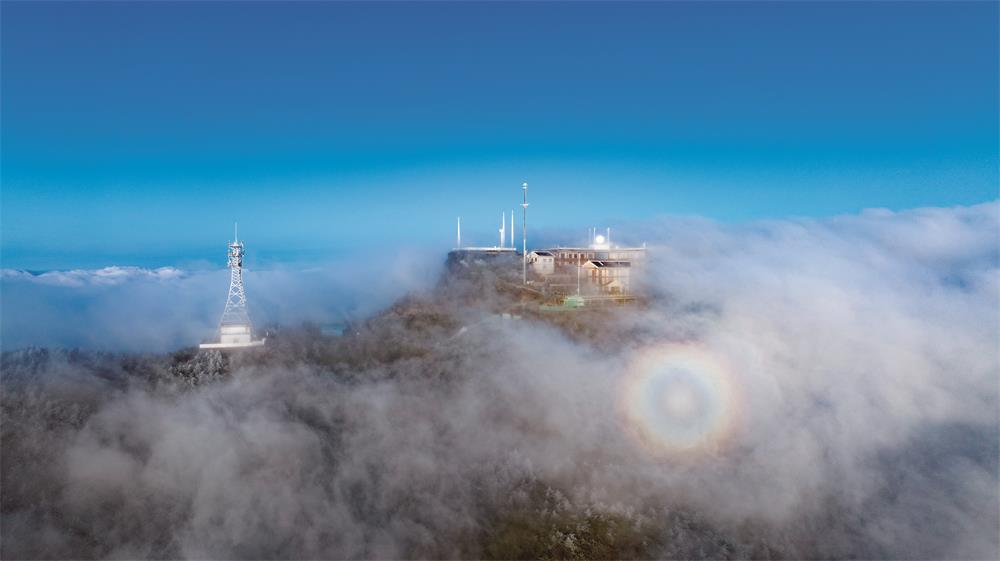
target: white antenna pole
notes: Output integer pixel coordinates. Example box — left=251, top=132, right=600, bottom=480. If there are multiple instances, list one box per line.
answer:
left=577, top=253, right=581, bottom=294
left=234, top=222, right=238, bottom=243
left=522, top=181, right=528, bottom=284
left=457, top=217, right=462, bottom=248
left=606, top=227, right=611, bottom=247
left=510, top=209, right=514, bottom=247
left=500, top=212, right=505, bottom=248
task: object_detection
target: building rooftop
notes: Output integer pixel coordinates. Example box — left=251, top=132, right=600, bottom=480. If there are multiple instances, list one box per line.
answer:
left=545, top=246, right=647, bottom=253
left=450, top=247, right=517, bottom=252
left=586, top=260, right=632, bottom=268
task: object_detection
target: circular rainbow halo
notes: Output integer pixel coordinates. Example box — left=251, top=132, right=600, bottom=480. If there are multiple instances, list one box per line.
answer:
left=619, top=344, right=739, bottom=458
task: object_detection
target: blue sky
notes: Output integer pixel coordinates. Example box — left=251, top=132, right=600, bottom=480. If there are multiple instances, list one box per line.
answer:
left=2, top=1, right=997, bottom=269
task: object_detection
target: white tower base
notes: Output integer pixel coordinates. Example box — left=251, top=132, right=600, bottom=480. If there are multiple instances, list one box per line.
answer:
left=200, top=324, right=265, bottom=349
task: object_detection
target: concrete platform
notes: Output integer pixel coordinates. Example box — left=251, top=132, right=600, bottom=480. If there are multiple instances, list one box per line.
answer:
left=199, top=339, right=266, bottom=350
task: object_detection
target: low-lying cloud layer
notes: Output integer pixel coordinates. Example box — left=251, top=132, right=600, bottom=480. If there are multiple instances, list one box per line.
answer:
left=1, top=249, right=441, bottom=352
left=2, top=202, right=997, bottom=559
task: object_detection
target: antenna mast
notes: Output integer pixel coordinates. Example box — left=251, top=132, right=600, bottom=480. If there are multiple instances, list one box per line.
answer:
left=199, top=225, right=265, bottom=349
left=220, top=233, right=250, bottom=327
left=521, top=181, right=529, bottom=284
left=500, top=212, right=505, bottom=248
left=577, top=253, right=582, bottom=294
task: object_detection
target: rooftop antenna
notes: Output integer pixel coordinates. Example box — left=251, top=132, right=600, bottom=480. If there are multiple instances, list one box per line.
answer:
left=510, top=209, right=515, bottom=248
left=521, top=181, right=529, bottom=284
left=499, top=211, right=505, bottom=248
left=607, top=227, right=611, bottom=248
left=457, top=217, right=462, bottom=248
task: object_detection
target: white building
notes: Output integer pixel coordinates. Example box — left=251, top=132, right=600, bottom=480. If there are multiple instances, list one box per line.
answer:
left=582, top=260, right=632, bottom=295
left=201, top=324, right=263, bottom=349
left=525, top=228, right=646, bottom=296
left=527, top=250, right=555, bottom=275
left=543, top=246, right=646, bottom=268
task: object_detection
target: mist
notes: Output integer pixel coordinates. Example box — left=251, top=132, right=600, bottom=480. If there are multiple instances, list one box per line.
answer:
left=0, top=247, right=441, bottom=352
left=2, top=202, right=997, bottom=559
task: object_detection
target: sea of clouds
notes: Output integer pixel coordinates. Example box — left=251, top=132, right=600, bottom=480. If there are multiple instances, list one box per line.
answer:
left=0, top=248, right=441, bottom=352
left=1, top=202, right=997, bottom=559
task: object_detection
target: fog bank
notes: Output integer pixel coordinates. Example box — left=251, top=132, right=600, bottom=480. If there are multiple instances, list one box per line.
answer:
left=2, top=202, right=997, bottom=559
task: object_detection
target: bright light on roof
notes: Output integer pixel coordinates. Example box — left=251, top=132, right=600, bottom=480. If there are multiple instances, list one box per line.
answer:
left=595, top=235, right=606, bottom=244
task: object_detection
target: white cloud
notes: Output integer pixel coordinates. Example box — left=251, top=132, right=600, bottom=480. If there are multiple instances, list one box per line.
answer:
left=1, top=202, right=997, bottom=558
left=1, top=266, right=186, bottom=287
left=0, top=249, right=441, bottom=352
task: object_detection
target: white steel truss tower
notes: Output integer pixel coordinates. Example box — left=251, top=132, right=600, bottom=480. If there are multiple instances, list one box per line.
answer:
left=220, top=235, right=250, bottom=327
left=200, top=224, right=265, bottom=349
